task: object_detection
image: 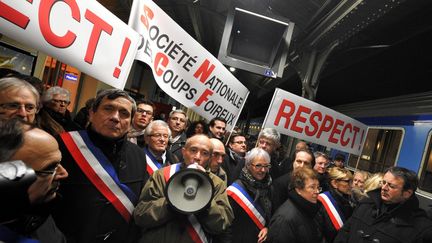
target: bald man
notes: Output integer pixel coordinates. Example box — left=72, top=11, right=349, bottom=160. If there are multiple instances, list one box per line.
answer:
left=210, top=138, right=228, bottom=186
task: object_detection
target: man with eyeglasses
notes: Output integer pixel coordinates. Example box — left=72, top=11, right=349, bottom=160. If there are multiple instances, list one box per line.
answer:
left=142, top=120, right=177, bottom=175
left=0, top=118, right=68, bottom=242
left=40, top=86, right=81, bottom=135
left=167, top=109, right=188, bottom=161
left=335, top=166, right=432, bottom=243
left=128, top=99, right=155, bottom=147
left=223, top=133, right=247, bottom=185
left=210, top=138, right=228, bottom=186
left=134, top=134, right=234, bottom=243
left=0, top=77, right=40, bottom=123
left=52, top=89, right=149, bottom=243
left=313, top=151, right=331, bottom=192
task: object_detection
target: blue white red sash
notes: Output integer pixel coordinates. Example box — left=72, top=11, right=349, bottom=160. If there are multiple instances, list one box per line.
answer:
left=226, top=182, right=266, bottom=229
left=60, top=131, right=137, bottom=222
left=163, top=164, right=209, bottom=243
left=318, top=191, right=345, bottom=230
left=143, top=147, right=162, bottom=175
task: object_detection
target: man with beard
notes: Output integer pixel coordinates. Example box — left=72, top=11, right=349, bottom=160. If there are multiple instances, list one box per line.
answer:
left=128, top=99, right=155, bottom=147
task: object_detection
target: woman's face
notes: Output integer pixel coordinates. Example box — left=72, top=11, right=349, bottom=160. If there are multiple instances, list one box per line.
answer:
left=296, top=178, right=320, bottom=203
left=194, top=123, right=204, bottom=134
left=247, top=156, right=271, bottom=181
left=332, top=176, right=353, bottom=195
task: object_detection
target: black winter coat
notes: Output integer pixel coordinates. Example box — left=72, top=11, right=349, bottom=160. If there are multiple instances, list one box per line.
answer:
left=222, top=149, right=245, bottom=186
left=52, top=129, right=149, bottom=243
left=334, top=189, right=432, bottom=243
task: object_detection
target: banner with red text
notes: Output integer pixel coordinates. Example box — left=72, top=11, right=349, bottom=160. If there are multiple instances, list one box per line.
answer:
left=129, top=0, right=249, bottom=130
left=0, top=0, right=140, bottom=89
left=263, top=88, right=368, bottom=155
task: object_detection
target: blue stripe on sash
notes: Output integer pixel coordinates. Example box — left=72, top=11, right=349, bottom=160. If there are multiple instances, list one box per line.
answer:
left=143, top=147, right=162, bottom=169
left=322, top=191, right=345, bottom=222
left=231, top=182, right=265, bottom=216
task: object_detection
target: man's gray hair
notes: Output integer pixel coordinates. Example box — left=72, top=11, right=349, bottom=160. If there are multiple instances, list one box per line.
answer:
left=92, top=89, right=136, bottom=118
left=245, top=148, right=270, bottom=166
left=144, top=120, right=171, bottom=137
left=258, top=128, right=281, bottom=147
left=0, top=77, right=40, bottom=106
left=42, top=86, right=71, bottom=103
left=169, top=109, right=188, bottom=120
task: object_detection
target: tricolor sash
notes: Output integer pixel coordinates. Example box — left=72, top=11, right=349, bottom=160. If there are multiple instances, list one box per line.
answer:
left=318, top=191, right=345, bottom=230
left=143, top=147, right=162, bottom=175
left=226, top=182, right=266, bottom=229
left=60, top=131, right=137, bottom=222
left=163, top=164, right=209, bottom=243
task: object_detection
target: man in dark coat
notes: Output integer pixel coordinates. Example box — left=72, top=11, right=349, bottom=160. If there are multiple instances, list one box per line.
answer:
left=52, top=89, right=149, bottom=243
left=223, top=133, right=247, bottom=185
left=334, top=166, right=432, bottom=243
left=167, top=109, right=188, bottom=161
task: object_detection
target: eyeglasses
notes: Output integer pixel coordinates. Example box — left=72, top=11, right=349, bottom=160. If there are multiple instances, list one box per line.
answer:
left=51, top=99, right=70, bottom=105
left=136, top=108, right=153, bottom=116
left=0, top=103, right=38, bottom=114
left=233, top=141, right=246, bottom=145
left=251, top=163, right=272, bottom=170
left=337, top=178, right=352, bottom=183
left=150, top=133, right=169, bottom=139
left=35, top=162, right=60, bottom=177
left=306, top=185, right=322, bottom=193
left=380, top=180, right=400, bottom=190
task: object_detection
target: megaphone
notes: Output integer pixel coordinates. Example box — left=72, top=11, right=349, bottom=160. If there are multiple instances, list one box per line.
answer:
left=166, top=168, right=214, bottom=214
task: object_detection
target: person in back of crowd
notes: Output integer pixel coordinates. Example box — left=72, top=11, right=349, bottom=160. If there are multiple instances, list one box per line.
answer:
left=256, top=128, right=287, bottom=179
left=128, top=99, right=155, bottom=147
left=0, top=118, right=68, bottom=243
left=335, top=167, right=432, bottom=243
left=52, top=89, right=149, bottom=243
left=352, top=170, right=369, bottom=191
left=272, top=149, right=315, bottom=211
left=0, top=76, right=40, bottom=123
left=133, top=134, right=234, bottom=243
left=40, top=86, right=81, bottom=135
left=330, top=153, right=346, bottom=168
left=210, top=138, right=228, bottom=185
left=313, top=152, right=331, bottom=192
left=268, top=167, right=324, bottom=243
left=186, top=120, right=208, bottom=138
left=74, top=97, right=95, bottom=129
left=167, top=109, right=188, bottom=161
left=227, top=148, right=272, bottom=243
left=208, top=117, right=227, bottom=140
left=142, top=120, right=177, bottom=175
left=351, top=172, right=383, bottom=204
left=223, top=133, right=247, bottom=185
left=318, top=167, right=354, bottom=243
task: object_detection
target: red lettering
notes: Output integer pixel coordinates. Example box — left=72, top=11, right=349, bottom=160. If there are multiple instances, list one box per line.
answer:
left=316, top=115, right=334, bottom=139
left=274, top=99, right=296, bottom=129
left=84, top=10, right=113, bottom=64
left=340, top=123, right=352, bottom=146
left=154, top=52, right=169, bottom=76
left=329, top=119, right=344, bottom=144
left=195, top=89, right=213, bottom=106
left=351, top=126, right=360, bottom=148
left=0, top=1, right=31, bottom=29
left=140, top=5, right=154, bottom=30
left=193, top=59, right=215, bottom=83
left=39, top=0, right=80, bottom=48
left=291, top=105, right=311, bottom=133
left=305, top=111, right=322, bottom=136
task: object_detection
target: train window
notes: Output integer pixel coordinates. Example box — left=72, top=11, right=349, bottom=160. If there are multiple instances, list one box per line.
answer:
left=347, top=128, right=403, bottom=173
left=419, top=131, right=432, bottom=193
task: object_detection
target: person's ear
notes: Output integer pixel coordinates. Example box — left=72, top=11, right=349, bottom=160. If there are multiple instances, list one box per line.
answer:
left=330, top=179, right=338, bottom=189
left=402, top=189, right=413, bottom=200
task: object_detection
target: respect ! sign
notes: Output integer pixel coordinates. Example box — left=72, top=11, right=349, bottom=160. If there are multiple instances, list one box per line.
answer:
left=263, top=88, right=368, bottom=155
left=0, top=0, right=140, bottom=89
left=129, top=0, right=249, bottom=130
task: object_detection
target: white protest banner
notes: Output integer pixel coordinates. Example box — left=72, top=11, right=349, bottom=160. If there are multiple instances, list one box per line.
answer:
left=128, top=0, right=249, bottom=130
left=263, top=88, right=368, bottom=155
left=0, top=0, right=140, bottom=89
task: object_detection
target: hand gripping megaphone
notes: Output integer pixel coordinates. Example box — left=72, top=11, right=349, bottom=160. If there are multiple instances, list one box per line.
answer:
left=165, top=168, right=214, bottom=214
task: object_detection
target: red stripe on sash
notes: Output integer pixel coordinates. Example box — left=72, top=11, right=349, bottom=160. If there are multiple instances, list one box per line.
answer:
left=227, top=190, right=264, bottom=229
left=318, top=195, right=342, bottom=230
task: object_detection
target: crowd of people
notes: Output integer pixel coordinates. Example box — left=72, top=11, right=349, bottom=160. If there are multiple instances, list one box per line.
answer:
left=1, top=70, right=432, bottom=243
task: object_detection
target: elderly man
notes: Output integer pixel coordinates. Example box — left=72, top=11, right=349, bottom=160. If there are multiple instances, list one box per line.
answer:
left=143, top=120, right=177, bottom=175
left=335, top=167, right=432, bottom=243
left=0, top=118, right=68, bottom=242
left=167, top=109, right=188, bottom=161
left=313, top=151, right=330, bottom=192
left=208, top=117, right=226, bottom=140
left=0, top=77, right=40, bottom=123
left=128, top=99, right=155, bottom=147
left=210, top=138, right=228, bottom=186
left=223, top=133, right=247, bottom=185
left=52, top=89, right=149, bottom=243
left=134, top=134, right=234, bottom=243
left=256, top=128, right=288, bottom=179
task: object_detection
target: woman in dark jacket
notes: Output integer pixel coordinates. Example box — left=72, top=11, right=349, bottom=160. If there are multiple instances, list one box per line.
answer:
left=226, top=148, right=272, bottom=243
left=268, top=167, right=324, bottom=243
left=317, top=167, right=354, bottom=242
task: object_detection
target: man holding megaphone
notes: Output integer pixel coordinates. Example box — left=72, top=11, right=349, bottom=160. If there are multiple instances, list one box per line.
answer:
left=134, top=134, right=234, bottom=243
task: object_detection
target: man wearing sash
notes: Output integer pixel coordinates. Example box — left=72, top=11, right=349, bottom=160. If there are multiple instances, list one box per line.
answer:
left=134, top=134, right=234, bottom=243
left=143, top=120, right=177, bottom=175
left=52, top=89, right=149, bottom=243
